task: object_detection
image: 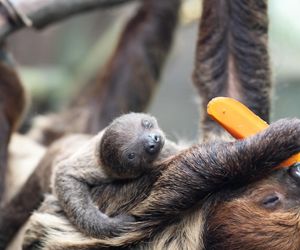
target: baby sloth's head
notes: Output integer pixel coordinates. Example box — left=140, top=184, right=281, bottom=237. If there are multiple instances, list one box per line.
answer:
left=100, top=113, right=165, bottom=179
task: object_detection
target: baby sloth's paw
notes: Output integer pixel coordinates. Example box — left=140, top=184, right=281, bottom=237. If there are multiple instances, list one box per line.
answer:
left=107, top=214, right=136, bottom=236
left=114, top=214, right=136, bottom=223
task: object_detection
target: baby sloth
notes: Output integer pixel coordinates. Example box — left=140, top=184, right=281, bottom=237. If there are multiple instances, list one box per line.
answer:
left=53, top=113, right=171, bottom=238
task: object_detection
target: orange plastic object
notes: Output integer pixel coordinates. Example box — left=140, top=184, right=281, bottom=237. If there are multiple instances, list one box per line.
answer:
left=207, top=97, right=300, bottom=168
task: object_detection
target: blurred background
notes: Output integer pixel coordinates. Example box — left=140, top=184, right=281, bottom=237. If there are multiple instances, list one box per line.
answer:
left=7, top=0, right=300, bottom=142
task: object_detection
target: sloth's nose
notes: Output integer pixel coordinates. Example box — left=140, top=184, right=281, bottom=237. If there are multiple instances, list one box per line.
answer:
left=144, top=133, right=162, bottom=155
left=288, top=163, right=300, bottom=182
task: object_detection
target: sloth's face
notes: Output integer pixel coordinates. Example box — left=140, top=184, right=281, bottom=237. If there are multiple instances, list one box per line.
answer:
left=204, top=165, right=300, bottom=250
left=240, top=164, right=300, bottom=212
left=100, top=113, right=165, bottom=179
left=121, top=116, right=164, bottom=165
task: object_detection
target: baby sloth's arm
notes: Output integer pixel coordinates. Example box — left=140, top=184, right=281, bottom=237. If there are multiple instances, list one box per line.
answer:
left=53, top=135, right=134, bottom=238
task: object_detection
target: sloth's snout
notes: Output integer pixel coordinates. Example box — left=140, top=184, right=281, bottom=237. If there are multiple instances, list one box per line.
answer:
left=144, top=133, right=163, bottom=155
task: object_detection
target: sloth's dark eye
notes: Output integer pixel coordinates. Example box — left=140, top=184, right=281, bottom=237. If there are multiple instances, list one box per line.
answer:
left=261, top=194, right=280, bottom=209
left=142, top=119, right=153, bottom=129
left=127, top=153, right=136, bottom=160
left=289, top=163, right=300, bottom=181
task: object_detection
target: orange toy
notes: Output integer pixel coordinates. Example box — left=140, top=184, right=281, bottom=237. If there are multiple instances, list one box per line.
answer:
left=207, top=97, right=300, bottom=168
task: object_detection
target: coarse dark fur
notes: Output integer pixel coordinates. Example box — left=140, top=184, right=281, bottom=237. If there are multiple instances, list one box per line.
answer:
left=28, top=0, right=180, bottom=146
left=0, top=0, right=180, bottom=248
left=0, top=45, right=26, bottom=203
left=193, top=0, right=271, bottom=140
left=53, top=113, right=179, bottom=238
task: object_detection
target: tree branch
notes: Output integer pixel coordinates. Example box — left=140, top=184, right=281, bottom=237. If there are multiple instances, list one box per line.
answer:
left=0, top=0, right=137, bottom=39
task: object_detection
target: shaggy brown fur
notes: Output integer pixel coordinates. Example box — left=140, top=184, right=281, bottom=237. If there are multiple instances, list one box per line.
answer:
left=204, top=168, right=300, bottom=250
left=193, top=0, right=270, bottom=140
left=28, top=0, right=181, bottom=146
left=0, top=45, right=26, bottom=202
